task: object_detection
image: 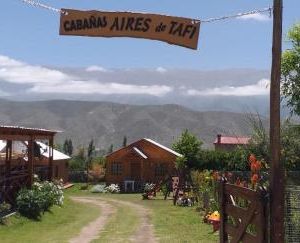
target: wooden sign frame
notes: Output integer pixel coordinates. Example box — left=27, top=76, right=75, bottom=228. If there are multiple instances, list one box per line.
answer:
left=60, top=9, right=200, bottom=49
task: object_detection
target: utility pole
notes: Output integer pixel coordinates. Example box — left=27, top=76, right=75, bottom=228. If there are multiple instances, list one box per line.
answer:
left=269, top=0, right=284, bottom=242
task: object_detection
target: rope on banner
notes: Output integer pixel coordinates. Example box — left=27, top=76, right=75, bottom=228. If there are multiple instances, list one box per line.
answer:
left=21, top=0, right=68, bottom=15
left=20, top=0, right=272, bottom=23
left=201, top=7, right=272, bottom=23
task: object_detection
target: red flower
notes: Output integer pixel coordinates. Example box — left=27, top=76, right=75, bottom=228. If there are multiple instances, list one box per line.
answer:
left=251, top=174, right=259, bottom=184
left=249, top=154, right=256, bottom=165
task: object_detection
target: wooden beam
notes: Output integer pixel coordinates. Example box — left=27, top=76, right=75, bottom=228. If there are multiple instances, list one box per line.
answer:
left=5, top=140, right=12, bottom=176
left=48, top=137, right=54, bottom=180
left=270, top=0, right=284, bottom=242
left=28, top=138, right=34, bottom=186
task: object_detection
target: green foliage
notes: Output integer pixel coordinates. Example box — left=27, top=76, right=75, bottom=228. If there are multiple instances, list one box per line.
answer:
left=108, top=144, right=113, bottom=154
left=175, top=156, right=187, bottom=170
left=63, top=139, right=73, bottom=156
left=172, top=129, right=203, bottom=168
left=282, top=22, right=300, bottom=115
left=197, top=149, right=249, bottom=171
left=122, top=136, right=127, bottom=147
left=281, top=120, right=300, bottom=170
left=191, top=170, right=219, bottom=212
left=16, top=179, right=64, bottom=219
left=69, top=146, right=86, bottom=170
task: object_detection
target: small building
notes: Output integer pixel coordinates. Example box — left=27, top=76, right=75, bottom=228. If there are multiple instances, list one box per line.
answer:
left=105, top=138, right=182, bottom=191
left=0, top=125, right=58, bottom=204
left=214, top=134, right=250, bottom=151
left=0, top=141, right=70, bottom=182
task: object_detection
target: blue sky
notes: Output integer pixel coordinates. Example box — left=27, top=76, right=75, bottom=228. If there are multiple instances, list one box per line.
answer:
left=0, top=0, right=299, bottom=70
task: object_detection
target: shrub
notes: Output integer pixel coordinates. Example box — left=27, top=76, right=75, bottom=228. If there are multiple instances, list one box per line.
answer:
left=16, top=179, right=64, bottom=219
left=0, top=202, right=11, bottom=224
left=90, top=184, right=107, bottom=193
left=106, top=184, right=120, bottom=193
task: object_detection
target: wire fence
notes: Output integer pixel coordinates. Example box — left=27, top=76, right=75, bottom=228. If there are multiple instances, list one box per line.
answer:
left=285, top=172, right=300, bottom=242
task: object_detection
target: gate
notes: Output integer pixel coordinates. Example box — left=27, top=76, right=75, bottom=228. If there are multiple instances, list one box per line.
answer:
left=219, top=179, right=268, bottom=243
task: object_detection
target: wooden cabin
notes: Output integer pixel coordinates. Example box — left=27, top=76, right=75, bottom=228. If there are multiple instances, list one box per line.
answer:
left=105, top=138, right=182, bottom=191
left=0, top=125, right=58, bottom=204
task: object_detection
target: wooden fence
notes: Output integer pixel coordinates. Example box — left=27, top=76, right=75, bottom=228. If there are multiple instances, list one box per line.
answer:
left=219, top=179, right=269, bottom=243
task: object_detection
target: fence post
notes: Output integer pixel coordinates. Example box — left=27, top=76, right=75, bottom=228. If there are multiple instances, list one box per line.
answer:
left=219, top=177, right=227, bottom=243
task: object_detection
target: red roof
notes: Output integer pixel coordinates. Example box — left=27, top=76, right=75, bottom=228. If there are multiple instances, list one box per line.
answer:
left=214, top=136, right=250, bottom=145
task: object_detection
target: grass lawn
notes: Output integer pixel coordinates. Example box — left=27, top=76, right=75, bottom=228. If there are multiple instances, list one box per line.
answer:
left=0, top=184, right=218, bottom=243
left=69, top=184, right=218, bottom=242
left=0, top=196, right=101, bottom=243
left=87, top=193, right=218, bottom=243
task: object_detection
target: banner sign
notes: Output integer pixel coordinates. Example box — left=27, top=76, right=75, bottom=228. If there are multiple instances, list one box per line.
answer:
left=59, top=9, right=200, bottom=49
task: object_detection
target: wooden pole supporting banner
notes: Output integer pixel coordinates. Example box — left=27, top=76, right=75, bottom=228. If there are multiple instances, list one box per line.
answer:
left=270, top=0, right=284, bottom=242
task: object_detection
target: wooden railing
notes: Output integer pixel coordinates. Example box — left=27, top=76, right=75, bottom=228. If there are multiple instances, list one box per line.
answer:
left=0, top=172, right=30, bottom=205
left=219, top=179, right=269, bottom=243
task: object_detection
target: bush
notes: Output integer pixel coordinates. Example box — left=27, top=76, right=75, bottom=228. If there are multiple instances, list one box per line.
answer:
left=143, top=183, right=155, bottom=193
left=90, top=184, right=107, bottom=193
left=106, top=184, right=120, bottom=193
left=16, top=179, right=64, bottom=219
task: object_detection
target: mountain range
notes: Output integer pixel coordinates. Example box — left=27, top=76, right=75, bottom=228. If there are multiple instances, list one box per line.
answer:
left=0, top=99, right=261, bottom=151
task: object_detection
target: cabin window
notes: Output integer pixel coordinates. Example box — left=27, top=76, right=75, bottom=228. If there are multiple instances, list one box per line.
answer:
left=155, top=163, right=167, bottom=177
left=111, top=162, right=122, bottom=175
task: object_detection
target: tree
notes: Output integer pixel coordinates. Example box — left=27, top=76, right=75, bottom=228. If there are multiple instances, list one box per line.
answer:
left=63, top=139, right=69, bottom=155
left=62, top=138, right=73, bottom=156
left=282, top=23, right=300, bottom=115
left=172, top=129, right=203, bottom=169
left=108, top=144, right=113, bottom=154
left=86, top=139, right=95, bottom=184
left=67, top=139, right=73, bottom=156
left=122, top=136, right=127, bottom=147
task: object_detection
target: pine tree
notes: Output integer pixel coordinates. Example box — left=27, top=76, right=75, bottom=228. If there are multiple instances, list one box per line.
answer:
left=63, top=139, right=68, bottom=155
left=108, top=144, right=113, bottom=154
left=68, top=139, right=73, bottom=156
left=122, top=136, right=127, bottom=147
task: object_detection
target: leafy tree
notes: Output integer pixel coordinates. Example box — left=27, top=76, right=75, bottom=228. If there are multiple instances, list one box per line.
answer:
left=122, top=136, right=127, bottom=147
left=282, top=23, right=300, bottom=115
left=172, top=129, right=203, bottom=169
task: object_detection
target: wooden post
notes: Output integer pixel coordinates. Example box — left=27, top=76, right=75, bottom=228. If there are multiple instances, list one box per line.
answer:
left=28, top=138, right=34, bottom=186
left=270, top=0, right=284, bottom=242
left=5, top=140, right=12, bottom=176
left=49, top=137, right=54, bottom=180
left=219, top=178, right=227, bottom=243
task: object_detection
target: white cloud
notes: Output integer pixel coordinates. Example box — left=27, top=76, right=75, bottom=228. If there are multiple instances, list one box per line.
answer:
left=0, top=89, right=9, bottom=97
left=0, top=55, right=70, bottom=84
left=30, top=81, right=172, bottom=96
left=156, top=67, right=167, bottom=73
left=0, top=55, right=173, bottom=97
left=238, top=13, right=270, bottom=22
left=0, top=55, right=271, bottom=99
left=186, top=79, right=270, bottom=96
left=86, top=65, right=110, bottom=72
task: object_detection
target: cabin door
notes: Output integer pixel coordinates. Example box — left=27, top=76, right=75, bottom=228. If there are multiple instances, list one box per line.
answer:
left=130, top=162, right=141, bottom=181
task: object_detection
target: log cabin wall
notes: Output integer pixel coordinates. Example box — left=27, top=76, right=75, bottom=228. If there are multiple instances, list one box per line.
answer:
left=105, top=139, right=180, bottom=185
